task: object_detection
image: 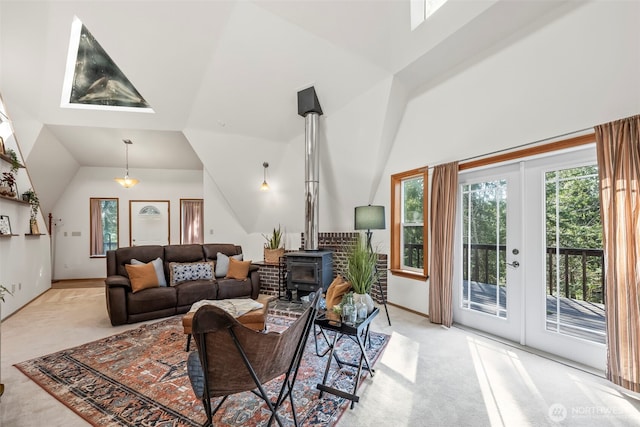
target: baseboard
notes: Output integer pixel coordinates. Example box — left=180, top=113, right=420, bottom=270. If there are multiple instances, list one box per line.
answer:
left=387, top=301, right=429, bottom=318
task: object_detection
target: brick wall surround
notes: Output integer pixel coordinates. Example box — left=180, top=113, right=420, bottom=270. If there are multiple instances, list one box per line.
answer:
left=257, top=232, right=388, bottom=304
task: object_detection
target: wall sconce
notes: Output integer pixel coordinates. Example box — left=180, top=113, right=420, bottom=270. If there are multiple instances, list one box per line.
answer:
left=260, top=162, right=270, bottom=191
left=114, top=139, right=139, bottom=188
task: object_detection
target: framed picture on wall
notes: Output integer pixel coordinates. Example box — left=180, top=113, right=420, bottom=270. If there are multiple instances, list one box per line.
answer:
left=0, top=215, right=12, bottom=235
left=0, top=136, right=5, bottom=155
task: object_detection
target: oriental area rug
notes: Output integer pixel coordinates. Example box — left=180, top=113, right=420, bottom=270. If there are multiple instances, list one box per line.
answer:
left=15, top=315, right=389, bottom=427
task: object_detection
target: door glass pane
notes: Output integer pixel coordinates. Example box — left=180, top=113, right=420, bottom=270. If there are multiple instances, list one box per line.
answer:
left=545, top=165, right=605, bottom=343
left=461, top=180, right=507, bottom=318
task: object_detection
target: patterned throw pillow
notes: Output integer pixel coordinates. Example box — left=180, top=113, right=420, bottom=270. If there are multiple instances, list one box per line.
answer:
left=169, top=261, right=215, bottom=286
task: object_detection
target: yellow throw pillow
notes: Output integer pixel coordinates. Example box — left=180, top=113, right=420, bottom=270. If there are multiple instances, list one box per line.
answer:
left=225, top=257, right=251, bottom=280
left=326, top=275, right=352, bottom=309
left=126, top=262, right=160, bottom=293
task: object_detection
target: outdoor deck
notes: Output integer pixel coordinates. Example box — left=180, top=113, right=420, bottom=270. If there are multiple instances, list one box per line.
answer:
left=462, top=281, right=605, bottom=343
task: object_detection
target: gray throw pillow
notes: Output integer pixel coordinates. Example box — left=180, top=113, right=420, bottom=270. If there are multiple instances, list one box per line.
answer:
left=131, top=257, right=167, bottom=286
left=215, top=252, right=243, bottom=278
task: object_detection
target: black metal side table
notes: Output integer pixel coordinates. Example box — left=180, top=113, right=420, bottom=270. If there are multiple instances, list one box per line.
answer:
left=314, top=307, right=379, bottom=408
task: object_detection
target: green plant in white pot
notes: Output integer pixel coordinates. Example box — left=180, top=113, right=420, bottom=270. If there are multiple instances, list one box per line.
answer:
left=345, top=233, right=379, bottom=313
left=262, top=225, right=285, bottom=264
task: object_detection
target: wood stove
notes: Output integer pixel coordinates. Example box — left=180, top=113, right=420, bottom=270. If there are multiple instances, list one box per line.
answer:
left=286, top=251, right=333, bottom=298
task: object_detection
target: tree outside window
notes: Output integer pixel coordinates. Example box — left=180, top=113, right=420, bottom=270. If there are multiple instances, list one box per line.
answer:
left=391, top=167, right=428, bottom=279
left=90, top=198, right=118, bottom=256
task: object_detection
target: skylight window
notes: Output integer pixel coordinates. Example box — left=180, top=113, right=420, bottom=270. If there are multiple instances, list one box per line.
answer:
left=61, top=16, right=153, bottom=112
left=411, top=0, right=448, bottom=31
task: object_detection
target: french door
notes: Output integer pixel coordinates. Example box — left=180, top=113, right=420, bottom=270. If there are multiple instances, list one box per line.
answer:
left=453, top=163, right=523, bottom=343
left=523, top=148, right=605, bottom=369
left=453, top=146, right=606, bottom=369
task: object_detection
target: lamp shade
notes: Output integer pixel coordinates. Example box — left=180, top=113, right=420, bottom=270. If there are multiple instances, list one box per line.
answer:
left=354, top=205, right=385, bottom=230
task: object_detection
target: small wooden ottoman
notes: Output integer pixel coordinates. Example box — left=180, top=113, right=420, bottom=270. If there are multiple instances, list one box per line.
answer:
left=182, top=294, right=272, bottom=351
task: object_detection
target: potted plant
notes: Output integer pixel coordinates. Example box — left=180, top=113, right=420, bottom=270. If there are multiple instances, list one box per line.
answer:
left=262, top=225, right=284, bottom=264
left=0, top=171, right=16, bottom=197
left=5, top=148, right=21, bottom=174
left=22, top=188, right=40, bottom=234
left=344, top=233, right=379, bottom=313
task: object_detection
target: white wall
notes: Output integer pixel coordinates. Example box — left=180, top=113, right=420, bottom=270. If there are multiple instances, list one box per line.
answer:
left=51, top=166, right=203, bottom=280
left=378, top=1, right=640, bottom=314
left=0, top=106, right=50, bottom=320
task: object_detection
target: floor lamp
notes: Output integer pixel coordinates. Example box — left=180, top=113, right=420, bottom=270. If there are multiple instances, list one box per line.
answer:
left=354, top=205, right=391, bottom=326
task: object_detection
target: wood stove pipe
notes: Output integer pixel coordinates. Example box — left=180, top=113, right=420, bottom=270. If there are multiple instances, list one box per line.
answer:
left=297, top=87, right=323, bottom=251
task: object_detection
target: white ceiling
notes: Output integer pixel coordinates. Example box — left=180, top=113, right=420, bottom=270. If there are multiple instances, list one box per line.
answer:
left=0, top=0, right=574, bottom=219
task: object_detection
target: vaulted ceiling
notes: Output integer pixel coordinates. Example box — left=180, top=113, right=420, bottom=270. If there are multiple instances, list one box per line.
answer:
left=0, top=0, right=575, bottom=227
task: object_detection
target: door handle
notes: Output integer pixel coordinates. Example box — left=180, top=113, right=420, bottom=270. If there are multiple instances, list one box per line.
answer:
left=507, top=261, right=520, bottom=268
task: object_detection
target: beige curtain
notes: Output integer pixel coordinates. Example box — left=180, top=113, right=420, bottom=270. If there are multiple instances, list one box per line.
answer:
left=429, top=162, right=459, bottom=327
left=181, top=199, right=204, bottom=244
left=595, top=115, right=640, bottom=392
left=90, top=199, right=104, bottom=256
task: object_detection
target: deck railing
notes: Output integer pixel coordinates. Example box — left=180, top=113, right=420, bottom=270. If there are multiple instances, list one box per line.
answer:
left=458, top=243, right=604, bottom=303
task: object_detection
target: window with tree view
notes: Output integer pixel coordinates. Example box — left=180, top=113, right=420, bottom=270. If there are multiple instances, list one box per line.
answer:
left=90, top=198, right=118, bottom=256
left=402, top=176, right=424, bottom=270
left=391, top=167, right=427, bottom=278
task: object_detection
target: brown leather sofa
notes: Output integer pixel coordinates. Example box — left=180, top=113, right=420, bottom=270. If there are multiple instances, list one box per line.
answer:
left=105, top=243, right=260, bottom=326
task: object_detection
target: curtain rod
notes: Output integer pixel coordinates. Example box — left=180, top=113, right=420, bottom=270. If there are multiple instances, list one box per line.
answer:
left=427, top=126, right=594, bottom=171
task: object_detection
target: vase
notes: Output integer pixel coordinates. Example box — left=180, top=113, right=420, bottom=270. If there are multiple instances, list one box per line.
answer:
left=353, top=292, right=375, bottom=314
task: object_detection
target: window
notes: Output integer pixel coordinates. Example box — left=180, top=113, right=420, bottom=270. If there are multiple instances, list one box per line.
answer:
left=391, top=167, right=428, bottom=279
left=90, top=198, right=118, bottom=257
left=180, top=199, right=204, bottom=244
left=410, top=0, right=449, bottom=30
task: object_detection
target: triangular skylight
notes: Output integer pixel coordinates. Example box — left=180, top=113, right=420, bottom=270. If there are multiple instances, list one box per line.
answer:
left=61, top=16, right=153, bottom=112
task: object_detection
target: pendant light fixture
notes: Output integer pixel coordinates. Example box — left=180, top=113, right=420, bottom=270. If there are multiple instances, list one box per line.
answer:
left=114, top=139, right=139, bottom=188
left=260, top=161, right=270, bottom=191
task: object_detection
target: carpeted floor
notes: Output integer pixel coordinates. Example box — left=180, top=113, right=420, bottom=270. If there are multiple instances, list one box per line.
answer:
left=14, top=314, right=389, bottom=427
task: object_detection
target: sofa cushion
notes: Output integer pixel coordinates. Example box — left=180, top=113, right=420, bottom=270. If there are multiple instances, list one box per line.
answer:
left=163, top=244, right=205, bottom=278
left=125, top=263, right=159, bottom=293
left=175, top=280, right=217, bottom=308
left=215, top=252, right=243, bottom=278
left=169, top=261, right=215, bottom=286
left=225, top=257, right=251, bottom=280
left=217, top=278, right=253, bottom=300
left=114, top=245, right=164, bottom=278
left=202, top=244, right=242, bottom=261
left=126, top=286, right=177, bottom=315
left=132, top=257, right=167, bottom=286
